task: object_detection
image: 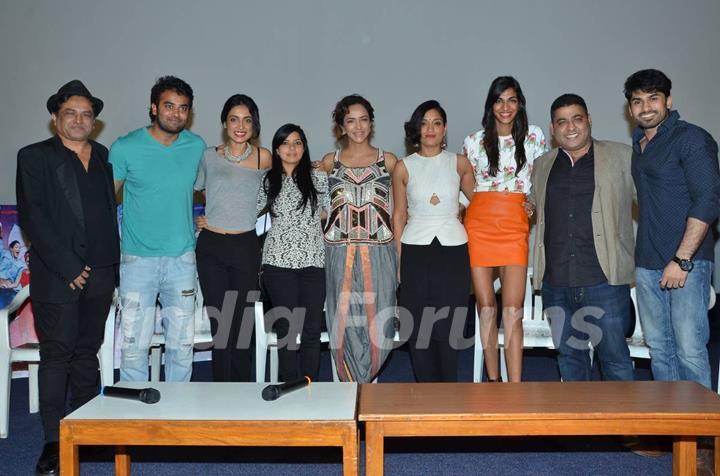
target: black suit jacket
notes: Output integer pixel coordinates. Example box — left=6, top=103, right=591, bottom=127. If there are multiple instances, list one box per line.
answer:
left=16, top=135, right=120, bottom=303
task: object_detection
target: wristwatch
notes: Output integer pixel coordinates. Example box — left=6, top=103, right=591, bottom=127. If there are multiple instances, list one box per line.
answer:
left=672, top=256, right=694, bottom=272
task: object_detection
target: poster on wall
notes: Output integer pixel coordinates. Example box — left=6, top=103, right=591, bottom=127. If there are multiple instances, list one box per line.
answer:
left=0, top=205, right=36, bottom=347
left=0, top=206, right=28, bottom=304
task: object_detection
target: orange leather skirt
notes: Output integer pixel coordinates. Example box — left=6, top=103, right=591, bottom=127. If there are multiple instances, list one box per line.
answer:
left=464, top=192, right=529, bottom=267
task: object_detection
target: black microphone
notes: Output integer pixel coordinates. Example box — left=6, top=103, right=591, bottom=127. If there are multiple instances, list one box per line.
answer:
left=103, top=386, right=161, bottom=404
left=262, top=376, right=311, bottom=401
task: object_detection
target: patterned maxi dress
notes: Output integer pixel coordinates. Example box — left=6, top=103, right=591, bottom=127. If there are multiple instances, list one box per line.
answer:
left=324, top=149, right=397, bottom=382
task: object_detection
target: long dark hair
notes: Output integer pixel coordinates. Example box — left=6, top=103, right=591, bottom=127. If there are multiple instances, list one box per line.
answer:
left=481, top=76, right=528, bottom=176
left=261, top=123, right=318, bottom=217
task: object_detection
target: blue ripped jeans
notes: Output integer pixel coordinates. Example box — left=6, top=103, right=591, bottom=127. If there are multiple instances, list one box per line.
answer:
left=118, top=252, right=196, bottom=382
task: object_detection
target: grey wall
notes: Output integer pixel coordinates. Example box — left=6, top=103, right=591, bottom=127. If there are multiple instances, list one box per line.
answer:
left=2, top=0, right=719, bottom=281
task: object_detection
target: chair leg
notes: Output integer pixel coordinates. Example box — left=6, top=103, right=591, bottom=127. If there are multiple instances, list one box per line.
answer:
left=500, top=348, right=508, bottom=383
left=254, top=301, right=267, bottom=383
left=331, top=353, right=339, bottom=382
left=99, top=300, right=117, bottom=387
left=28, top=363, right=39, bottom=413
left=270, top=345, right=278, bottom=383
left=98, top=346, right=115, bottom=388
left=255, top=344, right=267, bottom=383
left=0, top=354, right=10, bottom=438
left=473, top=311, right=484, bottom=383
left=150, top=346, right=162, bottom=382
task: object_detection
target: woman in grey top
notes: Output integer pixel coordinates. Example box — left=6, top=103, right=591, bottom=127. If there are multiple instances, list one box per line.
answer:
left=257, top=123, right=329, bottom=382
left=194, top=94, right=271, bottom=381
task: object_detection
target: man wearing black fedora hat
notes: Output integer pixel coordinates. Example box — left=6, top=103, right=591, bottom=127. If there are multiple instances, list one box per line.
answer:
left=16, top=80, right=119, bottom=475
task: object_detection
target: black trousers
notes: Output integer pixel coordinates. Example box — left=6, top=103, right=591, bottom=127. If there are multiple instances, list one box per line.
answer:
left=398, top=238, right=470, bottom=382
left=261, top=265, right=325, bottom=382
left=196, top=229, right=260, bottom=382
left=33, top=265, right=115, bottom=442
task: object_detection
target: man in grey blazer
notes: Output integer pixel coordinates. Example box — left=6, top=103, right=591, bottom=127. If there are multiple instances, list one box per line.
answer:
left=529, top=93, right=634, bottom=382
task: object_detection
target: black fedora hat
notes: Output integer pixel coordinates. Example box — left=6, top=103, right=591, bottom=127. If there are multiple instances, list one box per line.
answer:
left=46, top=80, right=104, bottom=116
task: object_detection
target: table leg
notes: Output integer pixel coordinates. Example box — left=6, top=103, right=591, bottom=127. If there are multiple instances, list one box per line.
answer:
left=365, top=422, right=385, bottom=476
left=115, top=445, right=131, bottom=476
left=59, top=428, right=79, bottom=476
left=672, top=436, right=696, bottom=476
left=715, top=436, right=720, bottom=476
left=342, top=425, right=359, bottom=476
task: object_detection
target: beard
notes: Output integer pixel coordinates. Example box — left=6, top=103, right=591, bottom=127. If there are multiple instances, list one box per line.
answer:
left=637, top=109, right=669, bottom=130
left=156, top=116, right=186, bottom=134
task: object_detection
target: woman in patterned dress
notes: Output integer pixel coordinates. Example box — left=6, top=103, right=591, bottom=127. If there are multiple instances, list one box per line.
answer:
left=462, top=76, right=547, bottom=382
left=258, top=124, right=329, bottom=382
left=318, top=95, right=398, bottom=383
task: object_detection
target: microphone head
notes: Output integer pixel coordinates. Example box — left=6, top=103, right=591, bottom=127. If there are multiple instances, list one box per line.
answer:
left=261, top=385, right=280, bottom=401
left=139, top=388, right=161, bottom=404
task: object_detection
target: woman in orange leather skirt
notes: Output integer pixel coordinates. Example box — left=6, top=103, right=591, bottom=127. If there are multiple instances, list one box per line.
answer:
left=462, top=77, right=547, bottom=382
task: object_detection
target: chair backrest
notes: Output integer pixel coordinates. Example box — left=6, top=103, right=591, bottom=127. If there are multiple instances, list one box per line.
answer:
left=1, top=286, right=31, bottom=351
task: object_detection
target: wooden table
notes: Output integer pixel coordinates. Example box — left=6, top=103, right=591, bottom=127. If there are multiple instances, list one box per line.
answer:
left=60, top=382, right=358, bottom=475
left=359, top=381, right=720, bottom=476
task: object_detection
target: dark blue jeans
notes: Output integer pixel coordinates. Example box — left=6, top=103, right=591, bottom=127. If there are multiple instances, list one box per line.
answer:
left=542, top=281, right=634, bottom=381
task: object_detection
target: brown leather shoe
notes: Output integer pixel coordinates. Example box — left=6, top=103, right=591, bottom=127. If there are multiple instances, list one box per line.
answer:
left=35, top=441, right=59, bottom=475
left=619, top=436, right=670, bottom=457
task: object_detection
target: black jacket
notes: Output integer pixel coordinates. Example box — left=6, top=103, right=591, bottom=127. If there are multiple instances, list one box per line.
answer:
left=16, top=136, right=119, bottom=303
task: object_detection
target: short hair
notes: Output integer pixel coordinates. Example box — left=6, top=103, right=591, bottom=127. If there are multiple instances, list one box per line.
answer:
left=550, top=94, right=588, bottom=121
left=9, top=240, right=19, bottom=249
left=404, top=100, right=447, bottom=150
left=332, top=94, right=375, bottom=140
left=149, top=76, right=194, bottom=122
left=623, top=69, right=672, bottom=102
left=220, top=94, right=261, bottom=139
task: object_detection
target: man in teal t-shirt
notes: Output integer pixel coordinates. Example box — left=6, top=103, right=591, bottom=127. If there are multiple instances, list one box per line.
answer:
left=109, top=76, right=205, bottom=382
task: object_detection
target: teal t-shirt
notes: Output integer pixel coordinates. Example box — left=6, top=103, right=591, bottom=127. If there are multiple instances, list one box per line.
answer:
left=109, top=127, right=205, bottom=256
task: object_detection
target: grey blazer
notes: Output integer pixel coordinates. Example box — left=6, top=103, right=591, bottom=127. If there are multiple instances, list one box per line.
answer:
left=529, top=139, right=635, bottom=290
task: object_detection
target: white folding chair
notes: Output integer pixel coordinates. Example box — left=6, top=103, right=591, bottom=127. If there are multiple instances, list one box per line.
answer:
left=473, top=268, right=552, bottom=382
left=626, top=286, right=650, bottom=360
left=0, top=285, right=116, bottom=438
left=0, top=286, right=35, bottom=438
left=97, top=289, right=118, bottom=387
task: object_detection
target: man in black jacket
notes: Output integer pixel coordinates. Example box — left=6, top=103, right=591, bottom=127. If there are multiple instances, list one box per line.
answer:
left=16, top=80, right=119, bottom=475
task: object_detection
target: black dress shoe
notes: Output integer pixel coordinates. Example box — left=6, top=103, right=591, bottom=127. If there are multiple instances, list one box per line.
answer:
left=35, top=441, right=59, bottom=475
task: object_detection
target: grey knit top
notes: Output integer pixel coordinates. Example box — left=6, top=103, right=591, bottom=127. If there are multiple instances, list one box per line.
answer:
left=194, top=146, right=266, bottom=232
